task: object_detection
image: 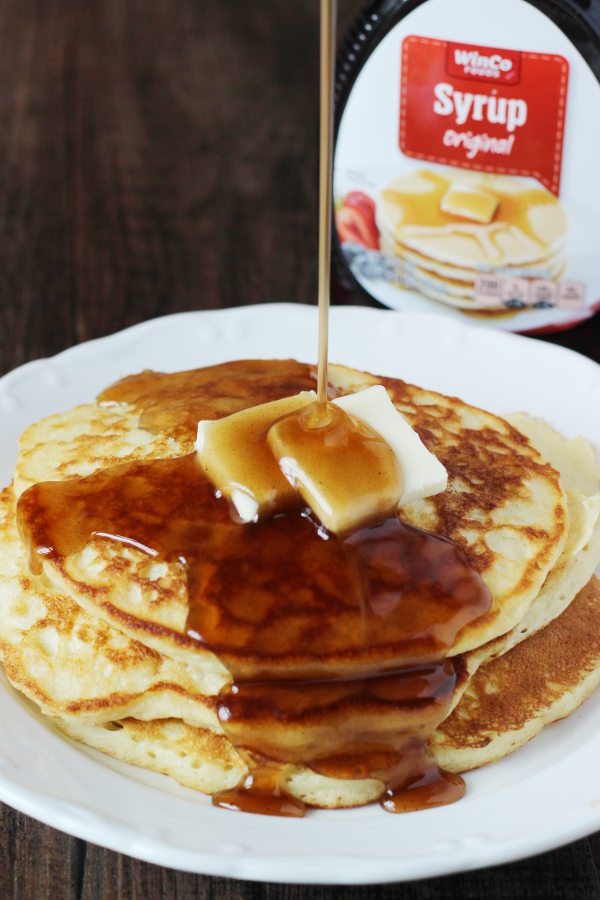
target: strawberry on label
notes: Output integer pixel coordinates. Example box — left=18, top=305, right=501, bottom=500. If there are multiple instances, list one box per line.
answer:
left=336, top=193, right=380, bottom=249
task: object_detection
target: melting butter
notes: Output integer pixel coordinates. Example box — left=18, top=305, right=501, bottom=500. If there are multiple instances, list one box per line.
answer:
left=267, top=399, right=402, bottom=534
left=195, top=391, right=316, bottom=522
left=333, top=386, right=447, bottom=506
left=196, top=385, right=447, bottom=533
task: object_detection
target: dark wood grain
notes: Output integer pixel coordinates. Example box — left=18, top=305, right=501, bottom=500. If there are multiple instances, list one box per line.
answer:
left=0, top=0, right=323, bottom=378
left=0, top=0, right=599, bottom=897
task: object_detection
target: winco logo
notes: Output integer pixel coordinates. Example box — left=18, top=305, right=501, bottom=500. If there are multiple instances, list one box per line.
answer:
left=446, top=41, right=522, bottom=84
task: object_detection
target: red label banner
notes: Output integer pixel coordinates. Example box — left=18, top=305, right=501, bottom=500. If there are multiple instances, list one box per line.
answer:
left=399, top=35, right=569, bottom=195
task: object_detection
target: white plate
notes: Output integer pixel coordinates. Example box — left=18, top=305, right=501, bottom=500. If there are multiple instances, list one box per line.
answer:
left=0, top=304, right=599, bottom=884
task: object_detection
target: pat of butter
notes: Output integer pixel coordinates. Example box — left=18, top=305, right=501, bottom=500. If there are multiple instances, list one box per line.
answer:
left=268, top=385, right=447, bottom=535
left=196, top=385, right=447, bottom=532
left=440, top=182, right=499, bottom=224
left=195, top=391, right=316, bottom=522
left=267, top=398, right=404, bottom=535
left=333, top=386, right=447, bottom=505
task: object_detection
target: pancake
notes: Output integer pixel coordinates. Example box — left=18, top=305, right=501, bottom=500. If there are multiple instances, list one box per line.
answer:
left=431, top=576, right=600, bottom=772
left=56, top=717, right=248, bottom=797
left=0, top=486, right=228, bottom=723
left=14, top=359, right=323, bottom=497
left=13, top=401, right=188, bottom=499
left=15, top=362, right=568, bottom=669
left=54, top=716, right=387, bottom=808
left=55, top=714, right=390, bottom=808
left=462, top=414, right=600, bottom=678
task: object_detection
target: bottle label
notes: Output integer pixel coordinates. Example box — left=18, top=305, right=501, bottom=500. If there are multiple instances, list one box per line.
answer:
left=334, top=0, right=600, bottom=332
left=400, top=36, right=568, bottom=195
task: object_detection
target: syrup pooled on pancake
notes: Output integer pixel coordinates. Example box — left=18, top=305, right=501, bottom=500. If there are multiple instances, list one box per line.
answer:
left=17, top=362, right=492, bottom=815
left=97, top=359, right=328, bottom=441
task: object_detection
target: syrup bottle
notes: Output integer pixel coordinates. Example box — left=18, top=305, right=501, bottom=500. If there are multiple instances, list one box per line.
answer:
left=333, top=0, right=600, bottom=334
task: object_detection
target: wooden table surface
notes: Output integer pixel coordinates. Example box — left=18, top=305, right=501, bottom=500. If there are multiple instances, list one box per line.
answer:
left=0, top=1, right=598, bottom=896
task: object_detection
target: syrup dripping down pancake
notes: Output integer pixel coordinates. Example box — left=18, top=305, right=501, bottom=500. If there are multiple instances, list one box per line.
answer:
left=50, top=575, right=600, bottom=807
left=1, top=361, right=598, bottom=810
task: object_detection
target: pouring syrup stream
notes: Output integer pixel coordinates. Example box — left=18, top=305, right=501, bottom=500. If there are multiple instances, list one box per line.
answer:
left=316, top=0, right=336, bottom=406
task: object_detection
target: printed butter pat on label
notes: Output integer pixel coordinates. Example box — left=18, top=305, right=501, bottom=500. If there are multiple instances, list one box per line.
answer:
left=400, top=36, right=568, bottom=195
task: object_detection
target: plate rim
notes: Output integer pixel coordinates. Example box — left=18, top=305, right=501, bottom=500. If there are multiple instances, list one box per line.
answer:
left=0, top=302, right=599, bottom=884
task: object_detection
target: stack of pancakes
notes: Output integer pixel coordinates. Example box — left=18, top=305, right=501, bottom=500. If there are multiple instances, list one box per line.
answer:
left=377, top=170, right=568, bottom=310
left=0, top=360, right=599, bottom=809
